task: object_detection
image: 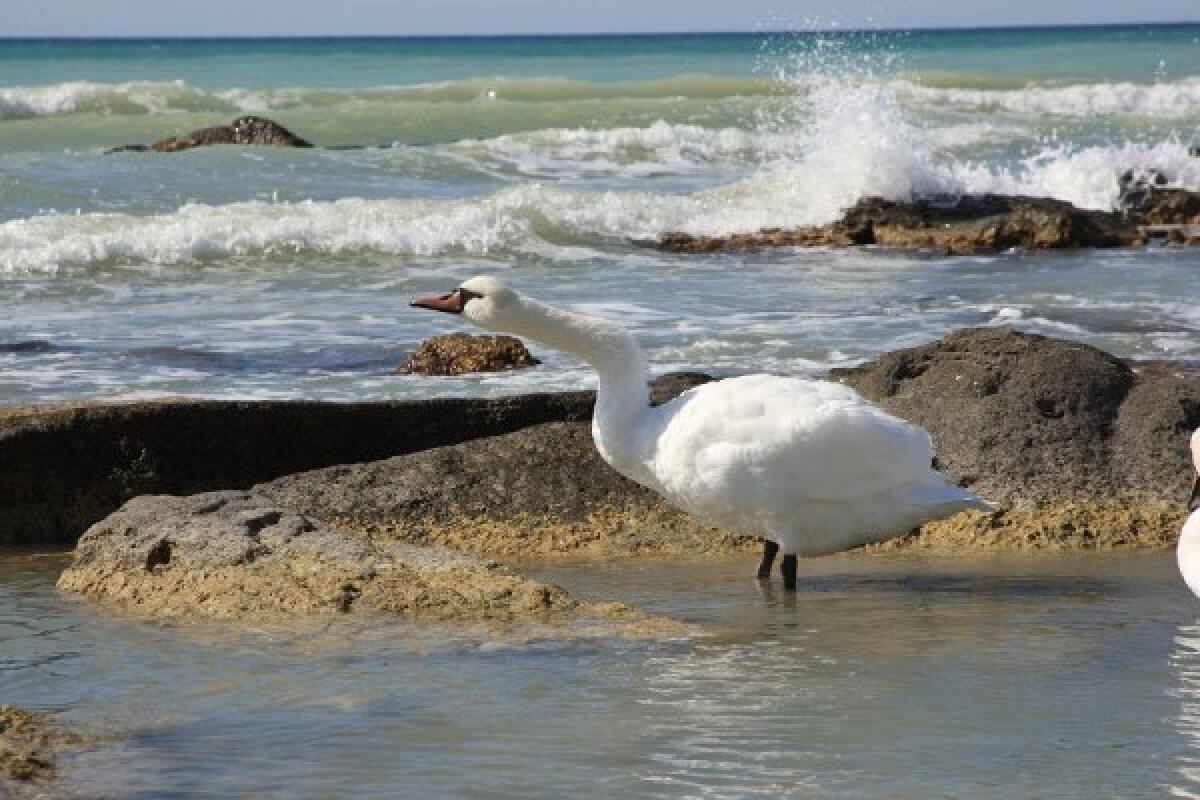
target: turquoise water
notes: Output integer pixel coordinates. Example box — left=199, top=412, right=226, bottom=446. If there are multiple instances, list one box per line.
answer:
left=0, top=27, right=1198, bottom=403
left=2, top=27, right=1199, bottom=87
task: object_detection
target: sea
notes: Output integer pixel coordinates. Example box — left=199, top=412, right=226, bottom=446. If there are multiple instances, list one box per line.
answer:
left=5, top=28, right=1200, bottom=799
left=1, top=27, right=1198, bottom=404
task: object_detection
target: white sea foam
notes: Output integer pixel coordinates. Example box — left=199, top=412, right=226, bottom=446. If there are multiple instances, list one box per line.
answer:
left=6, top=67, right=1200, bottom=273
left=0, top=80, right=234, bottom=119
left=0, top=75, right=772, bottom=120
left=895, top=76, right=1200, bottom=117
left=7, top=137, right=1200, bottom=273
left=453, top=121, right=776, bottom=178
left=7, top=73, right=1200, bottom=122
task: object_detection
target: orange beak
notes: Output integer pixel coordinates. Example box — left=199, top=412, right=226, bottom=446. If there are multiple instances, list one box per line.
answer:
left=410, top=289, right=466, bottom=314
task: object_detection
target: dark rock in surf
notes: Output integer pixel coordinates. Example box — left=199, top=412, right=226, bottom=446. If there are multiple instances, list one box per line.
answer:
left=396, top=333, right=541, bottom=376
left=659, top=194, right=1143, bottom=255
left=105, top=115, right=313, bottom=154
left=0, top=340, right=54, bottom=355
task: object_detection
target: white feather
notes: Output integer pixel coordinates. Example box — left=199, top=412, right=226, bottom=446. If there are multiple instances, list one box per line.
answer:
left=1178, top=429, right=1200, bottom=598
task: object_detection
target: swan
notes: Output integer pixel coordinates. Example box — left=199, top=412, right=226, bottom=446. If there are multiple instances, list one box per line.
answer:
left=411, top=276, right=995, bottom=590
left=1177, top=429, right=1200, bottom=597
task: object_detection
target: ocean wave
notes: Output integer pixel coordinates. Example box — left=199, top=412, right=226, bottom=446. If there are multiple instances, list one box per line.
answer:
left=895, top=76, right=1200, bottom=117
left=0, top=75, right=777, bottom=120
left=450, top=121, right=794, bottom=178
left=8, top=135, right=1200, bottom=273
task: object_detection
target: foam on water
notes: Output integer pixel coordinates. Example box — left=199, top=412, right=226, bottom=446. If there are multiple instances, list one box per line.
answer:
left=0, top=75, right=777, bottom=120
left=6, top=129, right=1199, bottom=273
left=897, top=76, right=1200, bottom=118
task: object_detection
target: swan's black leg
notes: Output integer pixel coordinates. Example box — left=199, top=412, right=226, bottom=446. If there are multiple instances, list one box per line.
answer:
left=757, top=539, right=779, bottom=580
left=781, top=554, right=798, bottom=591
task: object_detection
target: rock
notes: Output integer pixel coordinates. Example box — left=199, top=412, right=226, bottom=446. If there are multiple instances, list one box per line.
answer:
left=0, top=395, right=588, bottom=548
left=56, top=491, right=678, bottom=635
left=0, top=340, right=54, bottom=355
left=396, top=333, right=541, bottom=376
left=1117, top=168, right=1170, bottom=216
left=1129, top=188, right=1200, bottom=225
left=830, top=327, right=1200, bottom=508
left=150, top=123, right=237, bottom=152
left=0, top=706, right=82, bottom=787
left=0, top=374, right=706, bottom=548
left=254, top=421, right=752, bottom=560
left=659, top=193, right=1148, bottom=254
left=105, top=115, right=312, bottom=154
left=228, top=115, right=312, bottom=148
left=260, top=328, right=1199, bottom=557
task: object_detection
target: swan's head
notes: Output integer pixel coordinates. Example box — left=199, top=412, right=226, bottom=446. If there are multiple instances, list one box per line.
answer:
left=1190, top=429, right=1200, bottom=513
left=410, top=275, right=520, bottom=332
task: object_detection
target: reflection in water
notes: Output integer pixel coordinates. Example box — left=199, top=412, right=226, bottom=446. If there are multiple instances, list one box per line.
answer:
left=1173, top=623, right=1200, bottom=798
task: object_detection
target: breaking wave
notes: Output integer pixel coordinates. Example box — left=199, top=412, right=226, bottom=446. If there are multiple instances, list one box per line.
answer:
left=0, top=75, right=777, bottom=120
left=895, top=76, right=1200, bottom=117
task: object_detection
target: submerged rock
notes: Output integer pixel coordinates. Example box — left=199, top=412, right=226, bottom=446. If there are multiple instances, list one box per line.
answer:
left=57, top=491, right=676, bottom=633
left=396, top=333, right=541, bottom=376
left=105, top=115, right=313, bottom=154
left=0, top=706, right=83, bottom=788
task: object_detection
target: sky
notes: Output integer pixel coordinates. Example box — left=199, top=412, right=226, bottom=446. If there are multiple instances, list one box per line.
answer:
left=4, top=0, right=1200, bottom=37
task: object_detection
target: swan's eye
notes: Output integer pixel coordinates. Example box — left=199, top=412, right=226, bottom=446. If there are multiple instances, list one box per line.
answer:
left=457, top=288, right=482, bottom=304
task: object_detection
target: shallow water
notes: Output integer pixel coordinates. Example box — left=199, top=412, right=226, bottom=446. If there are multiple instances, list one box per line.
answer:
left=4, top=550, right=1200, bottom=798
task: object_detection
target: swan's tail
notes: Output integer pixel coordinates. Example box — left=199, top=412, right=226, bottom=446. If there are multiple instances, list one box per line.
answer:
left=919, top=483, right=999, bottom=517
left=929, top=455, right=998, bottom=513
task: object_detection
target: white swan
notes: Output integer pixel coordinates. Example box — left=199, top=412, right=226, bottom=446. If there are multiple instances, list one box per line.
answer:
left=1177, top=429, right=1200, bottom=597
left=411, top=276, right=995, bottom=589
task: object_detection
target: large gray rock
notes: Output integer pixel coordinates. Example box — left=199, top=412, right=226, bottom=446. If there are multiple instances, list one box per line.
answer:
left=831, top=327, right=1200, bottom=507
left=0, top=374, right=709, bottom=547
left=256, top=422, right=656, bottom=525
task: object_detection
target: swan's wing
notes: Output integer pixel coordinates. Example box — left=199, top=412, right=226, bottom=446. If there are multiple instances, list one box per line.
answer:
left=646, top=374, right=937, bottom=512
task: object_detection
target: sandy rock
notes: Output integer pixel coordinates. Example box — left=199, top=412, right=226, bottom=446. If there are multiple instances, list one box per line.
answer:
left=396, top=333, right=541, bottom=376
left=56, top=491, right=679, bottom=634
left=868, top=504, right=1185, bottom=553
left=0, top=706, right=82, bottom=787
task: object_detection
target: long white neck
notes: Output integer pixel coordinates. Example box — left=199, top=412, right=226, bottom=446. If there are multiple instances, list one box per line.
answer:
left=489, top=295, right=653, bottom=482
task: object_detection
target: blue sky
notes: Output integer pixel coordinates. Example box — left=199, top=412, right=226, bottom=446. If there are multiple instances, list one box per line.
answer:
left=6, top=0, right=1199, bottom=37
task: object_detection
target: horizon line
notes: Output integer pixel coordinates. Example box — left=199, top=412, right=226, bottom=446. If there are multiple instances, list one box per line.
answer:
left=3, top=20, right=1200, bottom=40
